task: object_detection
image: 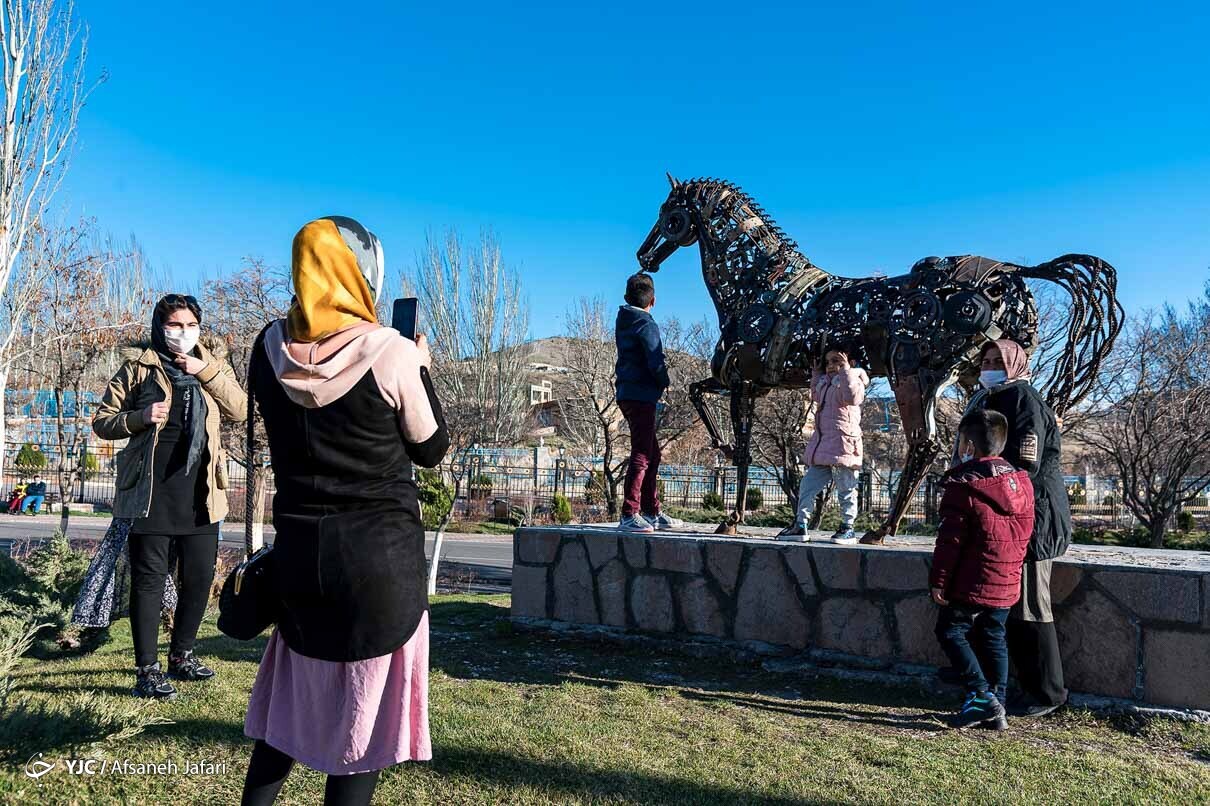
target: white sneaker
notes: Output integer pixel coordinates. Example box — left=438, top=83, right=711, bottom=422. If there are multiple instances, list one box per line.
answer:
left=619, top=514, right=655, bottom=533
left=645, top=512, right=684, bottom=531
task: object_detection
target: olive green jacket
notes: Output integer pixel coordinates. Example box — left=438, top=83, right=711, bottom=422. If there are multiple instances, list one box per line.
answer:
left=92, top=341, right=247, bottom=521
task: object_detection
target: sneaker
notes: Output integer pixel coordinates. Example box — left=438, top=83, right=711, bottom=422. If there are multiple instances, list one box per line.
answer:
left=133, top=662, right=177, bottom=700
left=947, top=690, right=1006, bottom=730
left=777, top=524, right=807, bottom=542
left=167, top=650, right=216, bottom=682
left=644, top=512, right=684, bottom=531
left=618, top=514, right=655, bottom=533
left=830, top=528, right=857, bottom=545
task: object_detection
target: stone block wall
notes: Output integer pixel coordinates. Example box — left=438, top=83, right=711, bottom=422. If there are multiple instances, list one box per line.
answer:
left=511, top=527, right=1210, bottom=710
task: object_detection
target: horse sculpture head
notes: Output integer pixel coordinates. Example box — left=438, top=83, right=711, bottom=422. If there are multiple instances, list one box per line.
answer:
left=637, top=175, right=835, bottom=388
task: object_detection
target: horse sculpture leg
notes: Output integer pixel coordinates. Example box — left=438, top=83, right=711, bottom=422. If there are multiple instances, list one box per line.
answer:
left=716, top=387, right=756, bottom=536
left=860, top=373, right=946, bottom=545
left=806, top=482, right=833, bottom=531
left=689, top=379, right=731, bottom=460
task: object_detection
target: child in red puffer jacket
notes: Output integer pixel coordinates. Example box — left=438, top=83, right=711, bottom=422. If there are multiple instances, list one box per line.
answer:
left=931, top=408, right=1035, bottom=731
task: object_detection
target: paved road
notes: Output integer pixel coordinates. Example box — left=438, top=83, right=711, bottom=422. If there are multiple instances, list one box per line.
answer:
left=0, top=515, right=515, bottom=591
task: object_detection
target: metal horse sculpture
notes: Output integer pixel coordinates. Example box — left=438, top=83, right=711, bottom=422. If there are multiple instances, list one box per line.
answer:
left=637, top=175, right=1122, bottom=541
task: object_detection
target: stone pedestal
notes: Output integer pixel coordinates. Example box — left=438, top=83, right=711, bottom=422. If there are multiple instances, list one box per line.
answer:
left=511, top=525, right=1210, bottom=711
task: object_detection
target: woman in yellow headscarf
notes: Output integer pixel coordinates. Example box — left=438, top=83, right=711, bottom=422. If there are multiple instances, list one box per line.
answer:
left=241, top=216, right=449, bottom=806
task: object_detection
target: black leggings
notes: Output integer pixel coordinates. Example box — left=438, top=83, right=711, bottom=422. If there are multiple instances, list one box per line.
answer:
left=242, top=740, right=381, bottom=806
left=129, top=530, right=218, bottom=668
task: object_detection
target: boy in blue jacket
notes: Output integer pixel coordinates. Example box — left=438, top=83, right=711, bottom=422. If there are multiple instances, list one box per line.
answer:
left=615, top=273, right=682, bottom=532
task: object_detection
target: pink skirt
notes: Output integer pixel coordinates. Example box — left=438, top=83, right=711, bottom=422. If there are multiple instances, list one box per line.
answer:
left=244, top=612, right=431, bottom=775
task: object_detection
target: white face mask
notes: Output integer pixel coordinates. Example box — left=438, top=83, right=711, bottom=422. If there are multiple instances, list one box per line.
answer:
left=980, top=369, right=1008, bottom=389
left=163, top=327, right=200, bottom=355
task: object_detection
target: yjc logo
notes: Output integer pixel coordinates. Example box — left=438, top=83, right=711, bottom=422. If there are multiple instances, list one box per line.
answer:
left=24, top=753, right=55, bottom=783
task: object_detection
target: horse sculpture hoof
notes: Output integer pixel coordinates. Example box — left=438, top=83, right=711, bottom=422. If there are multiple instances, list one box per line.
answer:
left=716, top=514, right=740, bottom=536
left=859, top=530, right=886, bottom=545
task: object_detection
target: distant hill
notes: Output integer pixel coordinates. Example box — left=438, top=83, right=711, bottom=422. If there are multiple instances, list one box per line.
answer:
left=524, top=337, right=581, bottom=370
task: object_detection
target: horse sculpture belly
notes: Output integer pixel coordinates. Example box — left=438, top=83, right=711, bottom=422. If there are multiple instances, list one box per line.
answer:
left=637, top=175, right=1121, bottom=539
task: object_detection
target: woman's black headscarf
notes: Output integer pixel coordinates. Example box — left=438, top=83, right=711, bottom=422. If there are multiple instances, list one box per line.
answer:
left=151, top=294, right=208, bottom=477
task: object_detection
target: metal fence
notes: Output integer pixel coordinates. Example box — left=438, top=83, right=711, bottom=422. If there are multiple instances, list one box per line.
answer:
left=445, top=454, right=944, bottom=525
left=0, top=440, right=1161, bottom=529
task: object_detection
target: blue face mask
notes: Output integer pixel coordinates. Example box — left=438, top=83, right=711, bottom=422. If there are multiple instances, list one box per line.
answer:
left=980, top=369, right=1008, bottom=389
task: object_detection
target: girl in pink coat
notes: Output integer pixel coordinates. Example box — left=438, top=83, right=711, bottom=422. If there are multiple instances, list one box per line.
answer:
left=779, top=348, right=870, bottom=544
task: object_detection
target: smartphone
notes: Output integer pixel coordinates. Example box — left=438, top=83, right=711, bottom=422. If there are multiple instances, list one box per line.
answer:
left=392, top=297, right=418, bottom=340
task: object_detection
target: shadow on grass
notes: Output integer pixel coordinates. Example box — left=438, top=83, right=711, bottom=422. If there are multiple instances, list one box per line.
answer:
left=144, top=716, right=249, bottom=747
left=677, top=690, right=943, bottom=732
left=107, top=718, right=811, bottom=806
left=192, top=632, right=270, bottom=663
left=427, top=599, right=944, bottom=728
left=409, top=745, right=811, bottom=806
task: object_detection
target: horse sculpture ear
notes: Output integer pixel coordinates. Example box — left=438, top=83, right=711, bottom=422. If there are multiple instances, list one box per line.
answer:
left=666, top=172, right=680, bottom=190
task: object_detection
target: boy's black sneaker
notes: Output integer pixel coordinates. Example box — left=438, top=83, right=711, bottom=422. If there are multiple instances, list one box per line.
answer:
left=947, top=690, right=1006, bottom=730
left=167, top=650, right=216, bottom=681
left=133, top=663, right=177, bottom=700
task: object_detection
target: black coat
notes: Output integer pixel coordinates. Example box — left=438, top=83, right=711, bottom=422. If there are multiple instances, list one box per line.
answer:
left=966, top=381, right=1071, bottom=561
left=250, top=342, right=449, bottom=662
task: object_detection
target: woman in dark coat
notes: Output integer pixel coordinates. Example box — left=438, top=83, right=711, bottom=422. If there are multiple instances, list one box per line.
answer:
left=241, top=216, right=449, bottom=806
left=959, top=339, right=1070, bottom=717
left=93, top=294, right=247, bottom=699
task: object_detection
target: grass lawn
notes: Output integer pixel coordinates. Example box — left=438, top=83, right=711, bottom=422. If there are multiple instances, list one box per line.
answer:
left=2, top=595, right=1209, bottom=804
left=442, top=521, right=519, bottom=536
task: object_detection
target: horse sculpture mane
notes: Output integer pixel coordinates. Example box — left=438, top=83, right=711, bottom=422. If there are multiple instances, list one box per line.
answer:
left=637, top=174, right=1122, bottom=539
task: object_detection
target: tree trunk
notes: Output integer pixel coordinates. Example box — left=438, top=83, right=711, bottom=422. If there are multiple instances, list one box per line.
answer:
left=427, top=477, right=461, bottom=596
left=601, top=436, right=618, bottom=517
left=54, top=390, right=71, bottom=533
left=1150, top=514, right=1168, bottom=549
left=244, top=459, right=261, bottom=557
left=58, top=474, right=72, bottom=534
left=250, top=465, right=268, bottom=552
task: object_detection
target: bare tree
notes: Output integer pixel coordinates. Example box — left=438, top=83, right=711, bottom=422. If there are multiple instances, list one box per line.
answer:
left=557, top=296, right=626, bottom=514
left=0, top=0, right=97, bottom=483
left=657, top=316, right=712, bottom=460
left=202, top=258, right=291, bottom=552
left=1081, top=308, right=1210, bottom=547
left=19, top=220, right=144, bottom=532
left=412, top=229, right=530, bottom=594
left=751, top=389, right=813, bottom=501
left=557, top=300, right=710, bottom=515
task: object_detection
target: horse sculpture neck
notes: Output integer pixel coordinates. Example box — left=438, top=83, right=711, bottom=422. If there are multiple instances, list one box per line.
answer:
left=671, top=178, right=835, bottom=318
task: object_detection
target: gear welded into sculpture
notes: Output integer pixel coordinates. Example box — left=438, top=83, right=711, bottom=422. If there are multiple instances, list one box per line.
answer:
left=636, top=175, right=1122, bottom=540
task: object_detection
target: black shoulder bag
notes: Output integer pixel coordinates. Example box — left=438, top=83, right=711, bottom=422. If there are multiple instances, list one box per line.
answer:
left=217, top=324, right=280, bottom=640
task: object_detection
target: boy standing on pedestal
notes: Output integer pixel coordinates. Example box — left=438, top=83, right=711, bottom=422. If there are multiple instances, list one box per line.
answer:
left=615, top=272, right=682, bottom=533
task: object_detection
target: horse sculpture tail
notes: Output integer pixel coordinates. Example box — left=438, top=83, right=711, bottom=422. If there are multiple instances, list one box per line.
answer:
left=1017, top=254, right=1124, bottom=416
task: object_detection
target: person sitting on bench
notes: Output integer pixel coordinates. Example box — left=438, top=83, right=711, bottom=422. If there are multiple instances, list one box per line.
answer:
left=21, top=477, right=47, bottom=515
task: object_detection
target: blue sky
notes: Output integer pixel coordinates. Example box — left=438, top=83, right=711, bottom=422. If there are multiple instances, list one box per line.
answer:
left=63, top=2, right=1209, bottom=338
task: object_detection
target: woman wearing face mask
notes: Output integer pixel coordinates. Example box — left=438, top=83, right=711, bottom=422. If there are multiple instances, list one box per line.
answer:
left=93, top=294, right=247, bottom=700
left=955, top=339, right=1070, bottom=719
